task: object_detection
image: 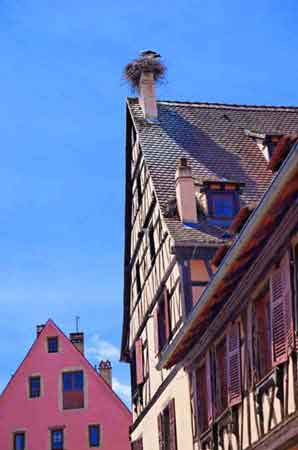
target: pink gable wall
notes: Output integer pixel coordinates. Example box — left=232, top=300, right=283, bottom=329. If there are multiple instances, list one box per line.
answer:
left=0, top=320, right=131, bottom=450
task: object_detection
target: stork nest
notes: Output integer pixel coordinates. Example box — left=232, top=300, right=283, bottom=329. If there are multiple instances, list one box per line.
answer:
left=124, top=57, right=166, bottom=90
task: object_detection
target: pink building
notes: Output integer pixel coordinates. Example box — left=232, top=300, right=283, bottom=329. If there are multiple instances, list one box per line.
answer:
left=0, top=319, right=131, bottom=450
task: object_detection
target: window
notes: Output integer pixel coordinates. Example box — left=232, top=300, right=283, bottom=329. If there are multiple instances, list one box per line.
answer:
left=157, top=399, right=177, bottom=450
left=148, top=225, right=156, bottom=262
left=14, top=432, right=25, bottom=450
left=48, top=337, right=58, bottom=353
left=154, top=289, right=171, bottom=354
left=135, top=261, right=141, bottom=297
left=196, top=356, right=212, bottom=433
left=215, top=338, right=228, bottom=415
left=62, top=371, right=84, bottom=409
left=51, top=429, right=63, bottom=450
left=137, top=175, right=142, bottom=206
left=209, top=192, right=236, bottom=219
left=253, top=289, right=272, bottom=381
left=89, top=425, right=101, bottom=447
left=29, top=376, right=41, bottom=398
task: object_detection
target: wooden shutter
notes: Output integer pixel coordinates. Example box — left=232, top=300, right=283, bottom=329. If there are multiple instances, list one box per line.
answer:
left=164, top=288, right=171, bottom=343
left=206, top=352, right=213, bottom=425
left=135, top=339, right=144, bottom=385
left=270, top=252, right=294, bottom=364
left=216, top=338, right=228, bottom=415
left=154, top=306, right=160, bottom=354
left=158, top=412, right=164, bottom=450
left=190, top=371, right=198, bottom=440
left=168, top=399, right=177, bottom=450
left=196, top=365, right=207, bottom=432
left=228, top=322, right=242, bottom=406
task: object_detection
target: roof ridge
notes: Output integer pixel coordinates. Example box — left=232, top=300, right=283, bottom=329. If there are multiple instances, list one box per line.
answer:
left=127, top=97, right=298, bottom=111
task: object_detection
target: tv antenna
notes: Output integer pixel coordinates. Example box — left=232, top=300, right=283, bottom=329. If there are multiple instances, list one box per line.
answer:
left=75, top=316, right=80, bottom=332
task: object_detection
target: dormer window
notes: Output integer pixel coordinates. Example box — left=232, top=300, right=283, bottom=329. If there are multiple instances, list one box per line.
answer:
left=244, top=129, right=283, bottom=162
left=209, top=192, right=235, bottom=219
left=200, top=180, right=242, bottom=227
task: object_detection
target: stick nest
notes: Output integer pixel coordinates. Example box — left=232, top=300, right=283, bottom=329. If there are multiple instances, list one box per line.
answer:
left=124, top=57, right=166, bottom=90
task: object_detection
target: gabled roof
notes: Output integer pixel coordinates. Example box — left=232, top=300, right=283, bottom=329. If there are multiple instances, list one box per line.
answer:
left=127, top=98, right=298, bottom=245
left=121, top=97, right=298, bottom=360
left=0, top=319, right=131, bottom=415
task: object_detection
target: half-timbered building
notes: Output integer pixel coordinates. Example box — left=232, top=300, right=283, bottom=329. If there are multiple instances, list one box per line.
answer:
left=121, top=51, right=298, bottom=450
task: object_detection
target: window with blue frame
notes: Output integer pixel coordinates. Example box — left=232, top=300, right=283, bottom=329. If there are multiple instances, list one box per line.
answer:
left=51, top=429, right=63, bottom=450
left=29, top=376, right=41, bottom=398
left=14, top=432, right=25, bottom=450
left=89, top=425, right=101, bottom=447
left=62, top=370, right=84, bottom=409
left=47, top=336, right=59, bottom=353
left=211, top=193, right=235, bottom=218
left=207, top=191, right=239, bottom=226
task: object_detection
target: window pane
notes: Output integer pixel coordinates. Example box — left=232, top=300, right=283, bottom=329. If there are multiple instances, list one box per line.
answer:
left=62, top=371, right=84, bottom=409
left=30, top=376, right=40, bottom=397
left=52, top=430, right=63, bottom=450
left=15, top=433, right=25, bottom=450
left=73, top=371, right=84, bottom=391
left=63, top=373, right=72, bottom=391
left=48, top=337, right=58, bottom=353
left=213, top=195, right=234, bottom=218
left=89, top=425, right=100, bottom=447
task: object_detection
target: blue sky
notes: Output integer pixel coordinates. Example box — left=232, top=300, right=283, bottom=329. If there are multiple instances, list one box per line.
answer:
left=0, top=0, right=297, bottom=404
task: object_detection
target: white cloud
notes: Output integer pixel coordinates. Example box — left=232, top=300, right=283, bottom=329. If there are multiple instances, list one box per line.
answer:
left=112, top=377, right=131, bottom=401
left=86, top=334, right=119, bottom=362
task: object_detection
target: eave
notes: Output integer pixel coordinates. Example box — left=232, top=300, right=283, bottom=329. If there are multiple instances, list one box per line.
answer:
left=157, top=142, right=298, bottom=370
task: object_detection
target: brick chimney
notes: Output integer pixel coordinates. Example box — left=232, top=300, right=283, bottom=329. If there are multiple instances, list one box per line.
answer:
left=99, top=360, right=112, bottom=387
left=36, top=324, right=45, bottom=337
left=175, top=157, right=197, bottom=223
left=69, top=332, right=84, bottom=354
left=138, top=50, right=160, bottom=122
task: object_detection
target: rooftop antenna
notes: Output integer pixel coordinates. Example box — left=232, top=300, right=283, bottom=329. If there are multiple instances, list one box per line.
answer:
left=75, top=316, right=80, bottom=333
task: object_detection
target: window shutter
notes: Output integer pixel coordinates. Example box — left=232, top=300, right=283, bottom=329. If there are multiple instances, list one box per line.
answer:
left=196, top=365, right=207, bottom=433
left=164, top=288, right=171, bottom=343
left=270, top=252, right=294, bottom=364
left=206, top=352, right=213, bottom=425
left=154, top=306, right=160, bottom=354
left=228, top=322, right=242, bottom=406
left=135, top=338, right=144, bottom=385
left=158, top=412, right=164, bottom=450
left=168, top=399, right=178, bottom=450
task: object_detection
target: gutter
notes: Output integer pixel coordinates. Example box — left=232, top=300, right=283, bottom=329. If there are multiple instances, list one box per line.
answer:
left=157, top=142, right=298, bottom=370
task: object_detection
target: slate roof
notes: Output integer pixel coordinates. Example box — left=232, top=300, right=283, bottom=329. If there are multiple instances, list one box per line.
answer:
left=127, top=98, right=298, bottom=245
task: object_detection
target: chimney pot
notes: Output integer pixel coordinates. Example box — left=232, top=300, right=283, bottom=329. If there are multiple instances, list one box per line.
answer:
left=69, top=332, right=84, bottom=354
left=36, top=324, right=45, bottom=337
left=99, top=360, right=112, bottom=387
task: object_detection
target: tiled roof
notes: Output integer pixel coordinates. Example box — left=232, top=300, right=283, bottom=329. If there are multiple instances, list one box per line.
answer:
left=127, top=98, right=298, bottom=245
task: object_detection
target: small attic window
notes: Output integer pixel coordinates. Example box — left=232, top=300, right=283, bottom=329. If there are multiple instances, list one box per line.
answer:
left=262, top=135, right=283, bottom=161
left=210, top=192, right=235, bottom=219
left=244, top=129, right=283, bottom=162
left=201, top=181, right=242, bottom=227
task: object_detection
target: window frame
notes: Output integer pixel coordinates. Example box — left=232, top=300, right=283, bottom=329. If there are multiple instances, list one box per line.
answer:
left=62, top=370, right=84, bottom=410
left=253, top=286, right=272, bottom=383
left=47, top=336, right=59, bottom=353
left=51, top=428, right=64, bottom=450
left=207, top=190, right=239, bottom=222
left=29, top=375, right=41, bottom=398
left=88, top=424, right=101, bottom=448
left=13, top=432, right=26, bottom=450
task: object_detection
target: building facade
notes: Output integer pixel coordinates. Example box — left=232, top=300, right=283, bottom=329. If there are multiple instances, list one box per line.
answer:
left=121, top=52, right=298, bottom=450
left=0, top=319, right=131, bottom=450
